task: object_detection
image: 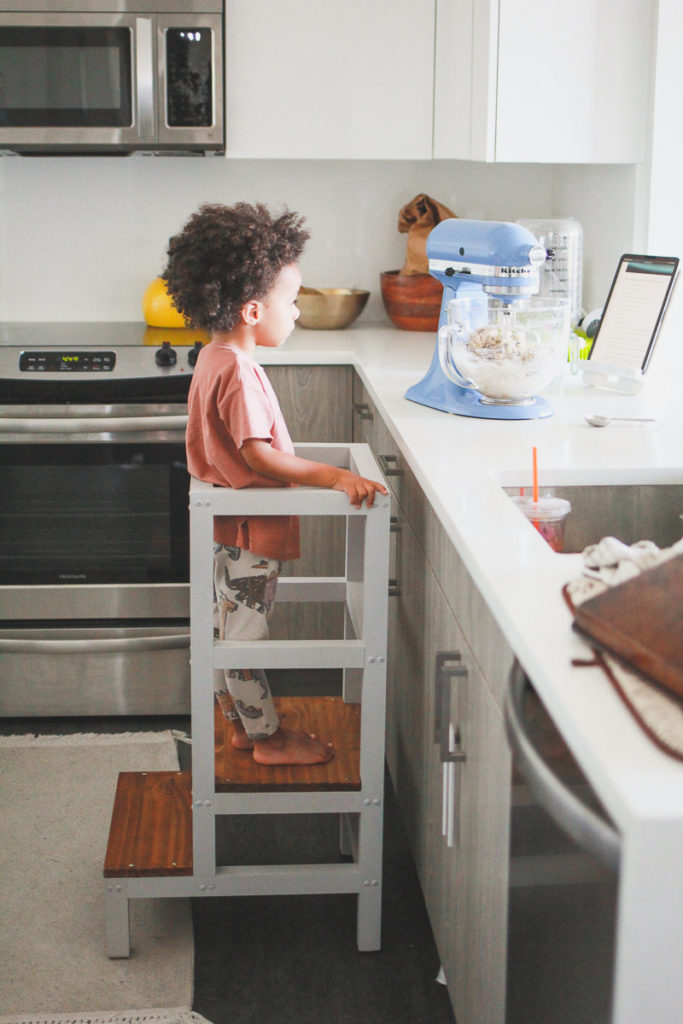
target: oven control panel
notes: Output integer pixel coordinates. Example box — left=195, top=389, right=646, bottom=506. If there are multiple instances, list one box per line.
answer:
left=19, top=351, right=116, bottom=372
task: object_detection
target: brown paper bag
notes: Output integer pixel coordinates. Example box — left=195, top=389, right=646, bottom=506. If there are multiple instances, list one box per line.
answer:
left=398, top=194, right=458, bottom=275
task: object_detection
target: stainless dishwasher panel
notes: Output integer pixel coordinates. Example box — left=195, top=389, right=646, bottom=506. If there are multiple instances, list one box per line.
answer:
left=504, top=660, right=620, bottom=1024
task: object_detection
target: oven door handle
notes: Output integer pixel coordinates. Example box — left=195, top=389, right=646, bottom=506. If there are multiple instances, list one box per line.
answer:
left=0, top=633, right=190, bottom=654
left=0, top=415, right=188, bottom=434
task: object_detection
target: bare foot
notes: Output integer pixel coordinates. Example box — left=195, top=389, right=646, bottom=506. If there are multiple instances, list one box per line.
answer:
left=231, top=718, right=254, bottom=750
left=230, top=714, right=290, bottom=750
left=252, top=726, right=335, bottom=766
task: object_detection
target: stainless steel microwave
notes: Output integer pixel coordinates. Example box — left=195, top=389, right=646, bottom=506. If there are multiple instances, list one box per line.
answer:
left=0, top=0, right=224, bottom=155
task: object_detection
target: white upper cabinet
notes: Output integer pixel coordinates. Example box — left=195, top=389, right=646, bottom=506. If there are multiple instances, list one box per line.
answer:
left=434, top=0, right=652, bottom=163
left=224, top=0, right=436, bottom=159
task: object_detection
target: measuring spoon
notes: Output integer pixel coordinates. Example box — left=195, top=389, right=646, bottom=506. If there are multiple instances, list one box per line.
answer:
left=585, top=413, right=660, bottom=428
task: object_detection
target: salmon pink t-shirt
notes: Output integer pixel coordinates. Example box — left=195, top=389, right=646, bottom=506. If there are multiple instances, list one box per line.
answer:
left=185, top=341, right=300, bottom=561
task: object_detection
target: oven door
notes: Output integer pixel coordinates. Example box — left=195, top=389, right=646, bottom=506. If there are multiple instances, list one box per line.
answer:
left=0, top=404, right=191, bottom=715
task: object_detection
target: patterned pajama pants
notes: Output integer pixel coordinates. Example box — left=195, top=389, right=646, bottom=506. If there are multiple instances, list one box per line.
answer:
left=213, top=544, right=281, bottom=741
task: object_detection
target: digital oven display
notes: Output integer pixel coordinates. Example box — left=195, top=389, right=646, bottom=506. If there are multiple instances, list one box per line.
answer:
left=19, top=350, right=116, bottom=372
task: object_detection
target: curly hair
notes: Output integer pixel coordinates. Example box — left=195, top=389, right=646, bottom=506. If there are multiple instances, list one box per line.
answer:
left=163, top=202, right=309, bottom=332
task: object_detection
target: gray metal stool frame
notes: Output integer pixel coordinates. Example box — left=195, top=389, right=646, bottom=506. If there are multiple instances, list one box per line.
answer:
left=104, top=443, right=390, bottom=956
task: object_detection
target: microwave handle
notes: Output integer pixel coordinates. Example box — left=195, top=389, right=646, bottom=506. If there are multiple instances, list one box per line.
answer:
left=0, top=414, right=188, bottom=434
left=135, top=17, right=155, bottom=139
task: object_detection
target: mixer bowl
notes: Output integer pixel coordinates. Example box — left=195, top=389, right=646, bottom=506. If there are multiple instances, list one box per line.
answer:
left=438, top=295, right=570, bottom=404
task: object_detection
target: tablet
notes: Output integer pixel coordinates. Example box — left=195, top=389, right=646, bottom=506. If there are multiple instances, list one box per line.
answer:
left=588, top=254, right=679, bottom=372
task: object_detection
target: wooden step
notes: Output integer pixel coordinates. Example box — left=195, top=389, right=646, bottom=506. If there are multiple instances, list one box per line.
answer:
left=214, top=696, right=361, bottom=792
left=104, top=770, right=193, bottom=878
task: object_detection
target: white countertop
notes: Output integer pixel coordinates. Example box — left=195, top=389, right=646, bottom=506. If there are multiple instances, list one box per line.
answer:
left=259, top=324, right=683, bottom=833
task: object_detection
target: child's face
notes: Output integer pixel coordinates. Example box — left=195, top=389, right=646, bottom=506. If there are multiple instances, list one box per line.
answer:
left=254, top=264, right=302, bottom=348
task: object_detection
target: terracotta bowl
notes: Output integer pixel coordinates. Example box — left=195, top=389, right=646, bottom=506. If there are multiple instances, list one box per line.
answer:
left=380, top=271, right=443, bottom=331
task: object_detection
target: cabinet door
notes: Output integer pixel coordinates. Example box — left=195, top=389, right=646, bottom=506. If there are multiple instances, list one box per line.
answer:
left=225, top=0, right=435, bottom=159
left=397, top=508, right=510, bottom=1024
left=435, top=0, right=650, bottom=163
left=495, top=0, right=650, bottom=163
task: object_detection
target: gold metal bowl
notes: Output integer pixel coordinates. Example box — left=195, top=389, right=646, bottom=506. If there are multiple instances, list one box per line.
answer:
left=296, top=287, right=370, bottom=330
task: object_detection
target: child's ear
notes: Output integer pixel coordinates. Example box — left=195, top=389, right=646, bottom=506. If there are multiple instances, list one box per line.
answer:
left=241, top=300, right=261, bottom=325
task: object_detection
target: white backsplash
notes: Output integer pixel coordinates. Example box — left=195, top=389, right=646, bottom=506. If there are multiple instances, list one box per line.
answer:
left=0, top=156, right=637, bottom=328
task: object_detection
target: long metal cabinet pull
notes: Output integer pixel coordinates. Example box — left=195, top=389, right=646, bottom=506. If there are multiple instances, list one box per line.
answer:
left=0, top=634, right=190, bottom=654
left=504, top=658, right=620, bottom=870
left=435, top=650, right=467, bottom=764
left=435, top=651, right=467, bottom=848
left=377, top=453, right=402, bottom=477
left=352, top=402, right=373, bottom=421
left=388, top=516, right=401, bottom=597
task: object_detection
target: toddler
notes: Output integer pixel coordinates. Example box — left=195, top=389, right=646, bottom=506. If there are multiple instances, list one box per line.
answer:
left=164, top=202, right=387, bottom=765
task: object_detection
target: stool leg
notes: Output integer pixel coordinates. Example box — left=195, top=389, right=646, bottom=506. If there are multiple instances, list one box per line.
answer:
left=356, top=805, right=383, bottom=951
left=357, top=883, right=382, bottom=951
left=105, top=884, right=130, bottom=958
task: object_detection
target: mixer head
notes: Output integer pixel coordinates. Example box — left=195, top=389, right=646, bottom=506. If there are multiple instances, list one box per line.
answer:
left=427, top=218, right=546, bottom=299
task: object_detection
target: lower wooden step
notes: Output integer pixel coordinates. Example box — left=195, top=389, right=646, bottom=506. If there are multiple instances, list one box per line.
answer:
left=214, top=695, right=361, bottom=792
left=104, top=770, right=193, bottom=878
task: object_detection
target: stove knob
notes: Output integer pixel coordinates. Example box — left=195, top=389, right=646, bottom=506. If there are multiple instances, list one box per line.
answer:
left=188, top=340, right=204, bottom=367
left=155, top=340, right=177, bottom=367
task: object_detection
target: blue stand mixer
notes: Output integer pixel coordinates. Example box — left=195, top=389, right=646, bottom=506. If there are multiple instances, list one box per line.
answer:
left=405, top=218, right=560, bottom=420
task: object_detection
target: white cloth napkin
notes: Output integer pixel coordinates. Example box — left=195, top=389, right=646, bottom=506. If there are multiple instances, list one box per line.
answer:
left=581, top=535, right=683, bottom=585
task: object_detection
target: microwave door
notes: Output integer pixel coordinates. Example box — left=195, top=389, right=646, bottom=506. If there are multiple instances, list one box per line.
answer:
left=156, top=14, right=223, bottom=152
left=0, top=13, right=155, bottom=153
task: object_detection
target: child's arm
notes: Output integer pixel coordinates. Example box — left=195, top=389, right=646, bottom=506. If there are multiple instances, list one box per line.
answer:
left=240, top=438, right=388, bottom=509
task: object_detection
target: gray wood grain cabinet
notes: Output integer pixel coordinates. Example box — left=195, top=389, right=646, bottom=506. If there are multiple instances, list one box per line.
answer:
left=265, top=365, right=353, bottom=640
left=352, top=376, right=513, bottom=1024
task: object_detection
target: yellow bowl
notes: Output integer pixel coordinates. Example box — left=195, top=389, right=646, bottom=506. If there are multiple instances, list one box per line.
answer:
left=296, top=287, right=370, bottom=330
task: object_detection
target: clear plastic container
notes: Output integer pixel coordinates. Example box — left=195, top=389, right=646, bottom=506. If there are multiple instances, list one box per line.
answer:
left=511, top=495, right=572, bottom=552
left=517, top=217, right=583, bottom=328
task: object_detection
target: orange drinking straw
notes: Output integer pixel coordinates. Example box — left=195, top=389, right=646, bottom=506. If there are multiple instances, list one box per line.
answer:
left=532, top=446, right=539, bottom=503
left=531, top=447, right=540, bottom=531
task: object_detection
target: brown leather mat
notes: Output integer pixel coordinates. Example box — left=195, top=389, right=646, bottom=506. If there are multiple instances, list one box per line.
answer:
left=564, top=576, right=683, bottom=762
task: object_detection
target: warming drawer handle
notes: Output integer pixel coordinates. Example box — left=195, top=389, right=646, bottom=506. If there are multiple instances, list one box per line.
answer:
left=504, top=658, right=621, bottom=870
left=0, top=634, right=190, bottom=654
left=0, top=415, right=188, bottom=434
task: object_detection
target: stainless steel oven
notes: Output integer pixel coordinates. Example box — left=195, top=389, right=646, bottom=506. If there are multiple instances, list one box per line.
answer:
left=0, top=321, right=206, bottom=716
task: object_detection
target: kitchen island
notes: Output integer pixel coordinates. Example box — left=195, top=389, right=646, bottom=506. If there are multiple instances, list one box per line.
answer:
left=259, top=323, right=683, bottom=1024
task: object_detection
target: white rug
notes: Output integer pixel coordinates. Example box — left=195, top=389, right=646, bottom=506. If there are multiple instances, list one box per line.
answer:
left=0, top=732, right=194, bottom=1017
left=0, top=1012, right=211, bottom=1024
left=0, top=1012, right=212, bottom=1024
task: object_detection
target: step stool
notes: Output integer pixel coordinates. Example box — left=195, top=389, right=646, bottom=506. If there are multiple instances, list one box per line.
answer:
left=104, top=443, right=390, bottom=957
